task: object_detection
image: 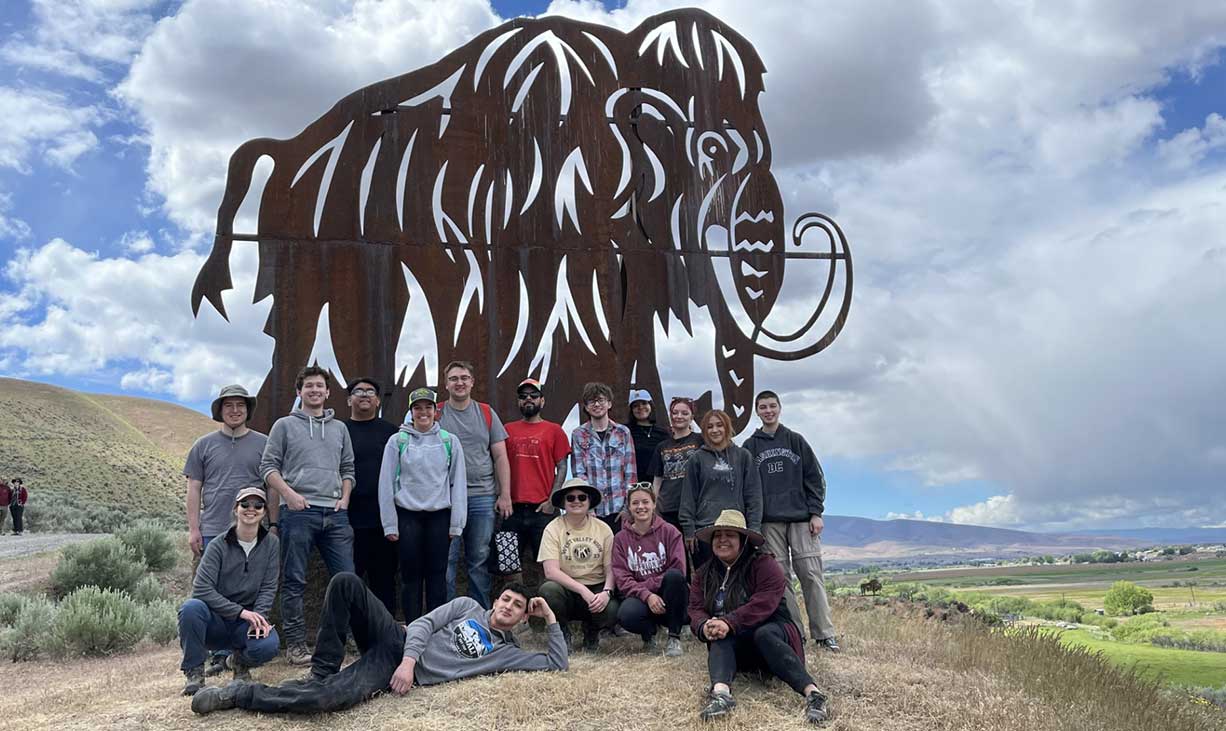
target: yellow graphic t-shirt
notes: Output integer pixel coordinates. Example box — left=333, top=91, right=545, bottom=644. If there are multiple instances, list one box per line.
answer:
left=538, top=515, right=614, bottom=585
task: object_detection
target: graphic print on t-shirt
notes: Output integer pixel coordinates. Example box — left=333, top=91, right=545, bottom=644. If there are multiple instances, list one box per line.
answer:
left=660, top=442, right=700, bottom=480
left=561, top=534, right=603, bottom=573
left=452, top=619, right=494, bottom=659
left=626, top=540, right=667, bottom=576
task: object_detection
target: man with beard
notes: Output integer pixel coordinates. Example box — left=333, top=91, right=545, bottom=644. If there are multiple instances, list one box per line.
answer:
left=502, top=379, right=570, bottom=588
left=344, top=377, right=400, bottom=615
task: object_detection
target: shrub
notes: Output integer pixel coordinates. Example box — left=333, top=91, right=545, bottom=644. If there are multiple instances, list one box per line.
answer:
left=0, top=592, right=28, bottom=626
left=1112, top=614, right=1170, bottom=643
left=130, top=575, right=166, bottom=605
left=1104, top=581, right=1154, bottom=616
left=142, top=600, right=179, bottom=645
left=50, top=586, right=144, bottom=656
left=0, top=596, right=57, bottom=662
left=23, top=492, right=181, bottom=534
left=117, top=523, right=179, bottom=572
left=1080, top=613, right=1118, bottom=629
left=51, top=537, right=147, bottom=597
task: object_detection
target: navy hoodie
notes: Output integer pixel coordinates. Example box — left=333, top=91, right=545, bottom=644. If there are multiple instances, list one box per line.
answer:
left=743, top=424, right=826, bottom=523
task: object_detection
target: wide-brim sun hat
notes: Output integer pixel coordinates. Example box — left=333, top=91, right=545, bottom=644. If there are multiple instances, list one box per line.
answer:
left=211, top=384, right=257, bottom=422
left=550, top=477, right=602, bottom=510
left=695, top=509, right=765, bottom=547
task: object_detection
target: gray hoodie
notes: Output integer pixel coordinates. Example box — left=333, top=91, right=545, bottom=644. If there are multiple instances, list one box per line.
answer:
left=377, top=421, right=468, bottom=537
left=402, top=597, right=568, bottom=685
left=260, top=408, right=356, bottom=508
left=192, top=525, right=279, bottom=619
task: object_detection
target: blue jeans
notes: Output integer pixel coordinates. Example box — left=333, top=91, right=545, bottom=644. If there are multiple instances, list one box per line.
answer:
left=178, top=598, right=279, bottom=672
left=280, top=506, right=355, bottom=645
left=446, top=494, right=494, bottom=608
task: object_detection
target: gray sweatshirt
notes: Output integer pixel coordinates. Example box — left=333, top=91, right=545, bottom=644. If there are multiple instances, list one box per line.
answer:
left=260, top=408, right=356, bottom=508
left=192, top=526, right=279, bottom=619
left=377, top=421, right=468, bottom=537
left=403, top=597, right=568, bottom=685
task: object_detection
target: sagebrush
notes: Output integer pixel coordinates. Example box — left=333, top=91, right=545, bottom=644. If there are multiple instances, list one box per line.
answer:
left=117, top=523, right=179, bottom=572
left=51, top=537, right=147, bottom=597
left=51, top=586, right=145, bottom=656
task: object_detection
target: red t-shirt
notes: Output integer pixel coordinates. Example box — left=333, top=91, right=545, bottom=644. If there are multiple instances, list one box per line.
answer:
left=505, top=420, right=571, bottom=505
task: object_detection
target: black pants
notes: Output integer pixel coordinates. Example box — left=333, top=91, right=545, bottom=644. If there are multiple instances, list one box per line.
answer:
left=500, top=503, right=552, bottom=567
left=9, top=504, right=23, bottom=533
left=396, top=508, right=451, bottom=622
left=707, top=621, right=815, bottom=695
left=617, top=569, right=688, bottom=639
left=352, top=526, right=398, bottom=617
left=236, top=572, right=406, bottom=714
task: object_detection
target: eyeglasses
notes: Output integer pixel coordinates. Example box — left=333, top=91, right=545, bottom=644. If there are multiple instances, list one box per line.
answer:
left=585, top=397, right=609, bottom=406
left=564, top=493, right=589, bottom=503
left=446, top=374, right=473, bottom=383
left=350, top=388, right=377, bottom=396
left=238, top=500, right=266, bottom=510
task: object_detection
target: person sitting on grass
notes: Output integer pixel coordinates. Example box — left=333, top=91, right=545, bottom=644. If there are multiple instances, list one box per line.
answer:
left=178, top=486, right=280, bottom=696
left=191, top=574, right=567, bottom=715
left=537, top=477, right=619, bottom=653
left=689, top=510, right=830, bottom=724
left=613, top=482, right=687, bottom=656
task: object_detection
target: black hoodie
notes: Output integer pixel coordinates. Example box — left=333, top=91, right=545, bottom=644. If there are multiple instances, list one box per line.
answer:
left=743, top=424, right=826, bottom=523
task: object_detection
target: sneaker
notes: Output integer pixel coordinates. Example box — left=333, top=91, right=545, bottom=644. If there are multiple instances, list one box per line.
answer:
left=699, top=689, right=736, bottom=721
left=560, top=625, right=575, bottom=655
left=642, top=635, right=659, bottom=653
left=226, top=654, right=251, bottom=682
left=286, top=642, right=313, bottom=666
left=181, top=666, right=205, bottom=696
left=191, top=681, right=245, bottom=715
left=817, top=636, right=841, bottom=653
left=804, top=691, right=830, bottom=723
left=613, top=624, right=632, bottom=637
left=583, top=627, right=601, bottom=653
left=665, top=636, right=684, bottom=657
left=203, top=652, right=229, bottom=677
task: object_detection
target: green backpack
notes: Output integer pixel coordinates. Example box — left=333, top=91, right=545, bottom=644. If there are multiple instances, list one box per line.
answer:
left=393, top=429, right=453, bottom=493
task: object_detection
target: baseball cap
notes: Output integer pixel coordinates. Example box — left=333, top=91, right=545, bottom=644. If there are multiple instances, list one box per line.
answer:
left=408, top=387, right=437, bottom=407
left=629, top=389, right=653, bottom=404
left=517, top=378, right=543, bottom=394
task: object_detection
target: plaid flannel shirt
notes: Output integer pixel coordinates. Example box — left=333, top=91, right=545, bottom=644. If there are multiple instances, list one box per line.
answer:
left=569, top=422, right=637, bottom=517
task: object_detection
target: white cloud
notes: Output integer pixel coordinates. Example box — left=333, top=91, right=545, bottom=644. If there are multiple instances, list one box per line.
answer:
left=0, top=192, right=32, bottom=242
left=0, top=87, right=103, bottom=172
left=885, top=511, right=945, bottom=523
left=1, top=0, right=157, bottom=82
left=1158, top=112, right=1226, bottom=169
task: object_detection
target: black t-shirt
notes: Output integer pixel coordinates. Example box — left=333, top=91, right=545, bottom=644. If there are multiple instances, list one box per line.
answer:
left=628, top=422, right=670, bottom=479
left=345, top=418, right=399, bottom=528
left=647, top=432, right=704, bottom=514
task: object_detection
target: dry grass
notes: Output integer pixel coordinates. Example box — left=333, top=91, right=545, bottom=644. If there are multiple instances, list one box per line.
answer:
left=2, top=598, right=1221, bottom=731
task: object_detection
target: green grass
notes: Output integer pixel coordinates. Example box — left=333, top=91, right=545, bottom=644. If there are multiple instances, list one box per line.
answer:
left=1052, top=627, right=1226, bottom=687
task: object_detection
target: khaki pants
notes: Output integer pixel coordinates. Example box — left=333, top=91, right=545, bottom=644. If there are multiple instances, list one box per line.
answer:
left=762, top=521, right=836, bottom=641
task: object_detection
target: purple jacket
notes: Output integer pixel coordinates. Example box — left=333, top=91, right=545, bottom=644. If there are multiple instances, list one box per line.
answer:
left=612, top=514, right=687, bottom=602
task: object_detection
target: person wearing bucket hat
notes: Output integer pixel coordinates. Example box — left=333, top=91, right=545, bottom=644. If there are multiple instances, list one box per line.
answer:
left=625, top=389, right=668, bottom=481
left=378, top=387, right=468, bottom=621
left=185, top=385, right=269, bottom=558
left=178, top=486, right=280, bottom=696
left=688, top=510, right=830, bottom=724
left=537, top=478, right=619, bottom=653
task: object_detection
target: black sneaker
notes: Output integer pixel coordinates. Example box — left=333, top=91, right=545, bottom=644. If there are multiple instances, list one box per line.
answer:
left=817, top=636, right=841, bottom=653
left=804, top=691, right=830, bottom=723
left=203, top=652, right=229, bottom=677
left=699, top=689, right=736, bottom=721
left=181, top=666, right=205, bottom=696
left=190, top=681, right=246, bottom=715
left=583, top=626, right=601, bottom=653
left=560, top=624, right=575, bottom=655
left=226, top=654, right=252, bottom=682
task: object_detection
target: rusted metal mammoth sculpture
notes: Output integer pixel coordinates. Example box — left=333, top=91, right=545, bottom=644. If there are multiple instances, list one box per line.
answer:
left=192, top=7, right=852, bottom=431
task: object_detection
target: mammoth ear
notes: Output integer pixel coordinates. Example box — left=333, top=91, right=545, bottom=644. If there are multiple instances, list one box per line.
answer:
left=610, top=89, right=688, bottom=204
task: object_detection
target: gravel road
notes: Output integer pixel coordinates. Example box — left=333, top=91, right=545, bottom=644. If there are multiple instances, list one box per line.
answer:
left=0, top=532, right=98, bottom=559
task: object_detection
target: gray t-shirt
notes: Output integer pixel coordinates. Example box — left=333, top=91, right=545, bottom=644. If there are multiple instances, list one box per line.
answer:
left=438, top=401, right=507, bottom=496
left=183, top=430, right=268, bottom=536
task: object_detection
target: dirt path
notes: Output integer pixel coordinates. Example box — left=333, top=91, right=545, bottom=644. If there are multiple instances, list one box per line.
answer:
left=0, top=533, right=99, bottom=594
left=0, top=532, right=97, bottom=559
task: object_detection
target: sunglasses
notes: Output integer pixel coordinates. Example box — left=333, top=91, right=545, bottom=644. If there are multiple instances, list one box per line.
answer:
left=517, top=392, right=542, bottom=400
left=564, top=493, right=589, bottom=503
left=238, top=500, right=266, bottom=510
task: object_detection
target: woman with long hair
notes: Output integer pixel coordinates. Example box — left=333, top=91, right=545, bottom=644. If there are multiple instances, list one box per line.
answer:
left=688, top=510, right=830, bottom=724
left=679, top=410, right=761, bottom=568
left=648, top=397, right=704, bottom=535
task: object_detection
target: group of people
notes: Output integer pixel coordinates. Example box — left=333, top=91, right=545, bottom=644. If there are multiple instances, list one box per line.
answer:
left=0, top=477, right=28, bottom=535
left=180, top=361, right=837, bottom=724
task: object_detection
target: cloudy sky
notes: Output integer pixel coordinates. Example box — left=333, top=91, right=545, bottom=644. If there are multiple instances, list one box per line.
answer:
left=1, top=0, right=1223, bottom=531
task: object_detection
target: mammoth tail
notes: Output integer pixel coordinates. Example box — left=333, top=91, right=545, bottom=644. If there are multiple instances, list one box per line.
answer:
left=191, top=138, right=279, bottom=319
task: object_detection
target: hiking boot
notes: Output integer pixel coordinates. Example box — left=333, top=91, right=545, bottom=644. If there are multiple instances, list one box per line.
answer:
left=181, top=666, right=205, bottom=696
left=804, top=691, right=830, bottom=723
left=816, top=636, right=841, bottom=653
left=203, top=652, right=229, bottom=677
left=613, top=624, right=632, bottom=638
left=286, top=642, right=313, bottom=666
left=226, top=654, right=252, bottom=681
left=665, top=635, right=684, bottom=657
left=191, top=681, right=246, bottom=715
left=642, top=635, right=659, bottom=653
left=583, top=626, right=601, bottom=653
left=699, top=689, right=736, bottom=721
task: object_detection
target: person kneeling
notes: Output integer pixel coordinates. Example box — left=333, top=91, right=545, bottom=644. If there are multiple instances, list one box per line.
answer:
left=689, top=510, right=830, bottom=724
left=179, top=486, right=280, bottom=695
left=191, top=573, right=567, bottom=715
left=613, top=483, right=687, bottom=656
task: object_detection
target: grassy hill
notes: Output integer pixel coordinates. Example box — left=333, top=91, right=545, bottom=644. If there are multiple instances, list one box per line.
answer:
left=0, top=377, right=215, bottom=525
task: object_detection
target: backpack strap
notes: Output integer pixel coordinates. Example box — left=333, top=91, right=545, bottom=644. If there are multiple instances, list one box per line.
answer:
left=479, top=402, right=493, bottom=430
left=394, top=430, right=453, bottom=493
left=439, top=429, right=453, bottom=471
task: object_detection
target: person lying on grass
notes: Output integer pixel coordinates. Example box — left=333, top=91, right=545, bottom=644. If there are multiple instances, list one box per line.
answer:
left=689, top=509, right=830, bottom=724
left=179, top=486, right=280, bottom=696
left=191, top=573, right=567, bottom=715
